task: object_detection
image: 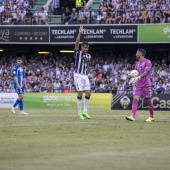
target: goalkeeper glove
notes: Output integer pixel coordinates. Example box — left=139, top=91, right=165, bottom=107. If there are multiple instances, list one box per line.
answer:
left=129, top=76, right=141, bottom=84
left=127, top=73, right=133, bottom=79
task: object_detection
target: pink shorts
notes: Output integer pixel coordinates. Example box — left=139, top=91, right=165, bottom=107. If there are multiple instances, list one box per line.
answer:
left=133, top=86, right=152, bottom=98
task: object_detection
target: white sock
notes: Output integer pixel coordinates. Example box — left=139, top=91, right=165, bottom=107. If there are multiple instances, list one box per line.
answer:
left=84, top=97, right=89, bottom=113
left=77, top=98, right=82, bottom=114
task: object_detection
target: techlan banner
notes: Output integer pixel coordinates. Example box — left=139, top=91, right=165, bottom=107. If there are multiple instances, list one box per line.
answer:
left=111, top=93, right=170, bottom=111
left=50, top=25, right=137, bottom=43
left=24, top=93, right=111, bottom=110
left=139, top=24, right=170, bottom=42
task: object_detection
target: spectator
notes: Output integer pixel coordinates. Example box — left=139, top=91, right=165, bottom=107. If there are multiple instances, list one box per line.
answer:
left=70, top=84, right=76, bottom=92
left=165, top=85, right=170, bottom=94
left=117, top=81, right=124, bottom=94
left=154, top=6, right=163, bottom=23
left=24, top=8, right=33, bottom=24
left=62, top=7, right=71, bottom=24
left=0, top=2, right=4, bottom=25
left=98, top=0, right=104, bottom=15
left=152, top=85, right=156, bottom=94
left=84, top=7, right=95, bottom=24
left=10, top=8, right=17, bottom=25
left=103, top=61, right=110, bottom=72
left=141, top=6, right=148, bottom=24
left=39, top=7, right=48, bottom=25
left=156, top=83, right=165, bottom=94
left=147, top=6, right=155, bottom=23
left=75, top=0, right=83, bottom=12
left=32, top=7, right=41, bottom=25
left=110, top=74, right=118, bottom=85
left=98, top=5, right=107, bottom=24
left=17, top=1, right=25, bottom=10
left=105, top=12, right=112, bottom=24
left=77, top=6, right=85, bottom=24
left=162, top=5, right=170, bottom=23
left=111, top=83, right=117, bottom=97
left=98, top=79, right=107, bottom=92
left=23, top=0, right=30, bottom=11
left=82, top=0, right=87, bottom=7
left=10, top=2, right=17, bottom=12
left=51, top=0, right=60, bottom=15
left=125, top=8, right=131, bottom=24
left=65, top=8, right=77, bottom=25
left=163, top=79, right=170, bottom=89
left=63, top=86, right=70, bottom=93
left=3, top=3, right=11, bottom=22
left=16, top=7, right=25, bottom=25
left=89, top=77, right=96, bottom=92
left=75, top=0, right=87, bottom=12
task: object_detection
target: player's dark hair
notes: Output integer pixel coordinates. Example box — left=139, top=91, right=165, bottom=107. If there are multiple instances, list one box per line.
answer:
left=17, top=56, right=22, bottom=60
left=138, top=48, right=146, bottom=56
left=81, top=41, right=89, bottom=46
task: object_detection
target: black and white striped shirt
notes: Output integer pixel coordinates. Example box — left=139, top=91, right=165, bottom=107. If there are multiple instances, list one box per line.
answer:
left=74, top=50, right=91, bottom=75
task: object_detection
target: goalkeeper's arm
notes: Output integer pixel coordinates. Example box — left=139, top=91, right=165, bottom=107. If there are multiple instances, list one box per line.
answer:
left=129, top=71, right=148, bottom=84
left=139, top=71, right=148, bottom=78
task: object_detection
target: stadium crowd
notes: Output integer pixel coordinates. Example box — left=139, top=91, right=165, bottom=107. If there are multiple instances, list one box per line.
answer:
left=96, top=0, right=170, bottom=24
left=58, top=0, right=170, bottom=24
left=1, top=0, right=170, bottom=25
left=0, top=0, right=48, bottom=25
left=0, top=51, right=170, bottom=94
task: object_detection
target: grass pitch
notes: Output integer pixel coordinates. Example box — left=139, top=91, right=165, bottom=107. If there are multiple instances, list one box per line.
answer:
left=0, top=109, right=170, bottom=170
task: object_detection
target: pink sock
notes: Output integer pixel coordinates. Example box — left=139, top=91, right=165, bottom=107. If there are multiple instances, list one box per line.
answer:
left=146, top=100, right=154, bottom=118
left=131, top=98, right=139, bottom=118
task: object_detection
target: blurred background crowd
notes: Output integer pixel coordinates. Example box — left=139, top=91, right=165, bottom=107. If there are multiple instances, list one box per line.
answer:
left=0, top=0, right=170, bottom=25
left=0, top=51, right=170, bottom=94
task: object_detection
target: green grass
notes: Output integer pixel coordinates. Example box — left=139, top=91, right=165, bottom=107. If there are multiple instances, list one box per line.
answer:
left=0, top=109, right=170, bottom=170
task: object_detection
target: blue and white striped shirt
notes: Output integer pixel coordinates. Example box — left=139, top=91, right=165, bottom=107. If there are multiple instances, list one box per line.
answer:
left=12, top=66, right=25, bottom=88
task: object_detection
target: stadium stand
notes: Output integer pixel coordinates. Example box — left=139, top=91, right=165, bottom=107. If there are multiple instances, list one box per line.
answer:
left=1, top=0, right=170, bottom=25
left=0, top=51, right=170, bottom=94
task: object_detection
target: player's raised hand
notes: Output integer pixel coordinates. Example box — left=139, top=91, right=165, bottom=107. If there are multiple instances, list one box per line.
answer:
left=79, top=26, right=84, bottom=34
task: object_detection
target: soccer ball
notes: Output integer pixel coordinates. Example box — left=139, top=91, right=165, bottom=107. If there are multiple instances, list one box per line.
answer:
left=130, top=70, right=139, bottom=77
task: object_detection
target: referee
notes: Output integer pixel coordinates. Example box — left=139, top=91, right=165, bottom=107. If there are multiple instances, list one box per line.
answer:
left=74, top=26, right=91, bottom=120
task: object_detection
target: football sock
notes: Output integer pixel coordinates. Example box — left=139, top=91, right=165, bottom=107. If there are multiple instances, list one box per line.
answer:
left=84, top=96, right=90, bottom=113
left=13, top=99, right=20, bottom=108
left=77, top=97, right=82, bottom=114
left=131, top=98, right=139, bottom=118
left=19, top=100, right=23, bottom=111
left=146, top=100, right=154, bottom=118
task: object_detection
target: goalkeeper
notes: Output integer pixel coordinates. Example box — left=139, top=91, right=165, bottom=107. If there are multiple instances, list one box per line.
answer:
left=126, top=48, right=154, bottom=122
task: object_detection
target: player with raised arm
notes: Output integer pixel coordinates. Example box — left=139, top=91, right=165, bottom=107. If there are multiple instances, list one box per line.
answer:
left=74, top=26, right=91, bottom=120
left=126, top=48, right=154, bottom=122
left=11, top=57, right=29, bottom=115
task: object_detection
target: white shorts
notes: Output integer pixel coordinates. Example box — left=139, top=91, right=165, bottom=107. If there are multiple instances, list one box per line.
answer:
left=74, top=73, right=90, bottom=91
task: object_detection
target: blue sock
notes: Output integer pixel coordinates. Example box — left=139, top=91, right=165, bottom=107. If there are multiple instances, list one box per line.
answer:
left=13, top=99, right=20, bottom=108
left=19, top=100, right=23, bottom=111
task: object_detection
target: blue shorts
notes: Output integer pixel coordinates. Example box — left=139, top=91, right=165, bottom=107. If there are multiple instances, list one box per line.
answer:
left=15, top=87, right=24, bottom=95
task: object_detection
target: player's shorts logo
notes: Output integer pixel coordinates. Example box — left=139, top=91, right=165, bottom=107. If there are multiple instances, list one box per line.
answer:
left=120, top=96, right=130, bottom=109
